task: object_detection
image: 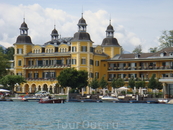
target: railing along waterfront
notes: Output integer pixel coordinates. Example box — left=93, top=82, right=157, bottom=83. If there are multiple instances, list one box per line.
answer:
left=23, top=64, right=71, bottom=69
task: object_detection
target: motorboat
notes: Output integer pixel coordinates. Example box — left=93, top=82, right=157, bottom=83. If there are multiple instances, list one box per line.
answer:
left=101, top=96, right=119, bottom=102
left=10, top=97, right=28, bottom=102
left=39, top=98, right=65, bottom=103
left=168, top=99, right=173, bottom=104
left=25, top=96, right=40, bottom=102
left=158, top=99, right=169, bottom=104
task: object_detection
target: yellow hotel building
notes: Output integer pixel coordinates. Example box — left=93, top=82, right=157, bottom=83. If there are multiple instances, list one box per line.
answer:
left=14, top=16, right=173, bottom=97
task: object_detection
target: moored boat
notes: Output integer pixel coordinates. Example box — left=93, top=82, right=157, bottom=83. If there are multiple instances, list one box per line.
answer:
left=168, top=99, right=173, bottom=104
left=39, top=98, right=65, bottom=103
left=101, top=96, right=119, bottom=102
left=10, top=97, right=28, bottom=102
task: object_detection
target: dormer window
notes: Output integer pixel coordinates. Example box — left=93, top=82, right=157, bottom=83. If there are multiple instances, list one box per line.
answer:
left=169, top=52, right=173, bottom=56
left=135, top=54, right=140, bottom=59
left=160, top=51, right=167, bottom=57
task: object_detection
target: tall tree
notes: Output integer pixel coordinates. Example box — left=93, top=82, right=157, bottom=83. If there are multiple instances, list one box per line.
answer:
left=99, top=76, right=108, bottom=89
left=5, top=47, right=14, bottom=60
left=57, top=68, right=78, bottom=89
left=135, top=80, right=145, bottom=89
left=156, top=80, right=163, bottom=90
left=132, top=45, right=142, bottom=54
left=149, top=47, right=158, bottom=53
left=0, top=75, right=26, bottom=94
left=159, top=30, right=173, bottom=50
left=76, top=70, right=88, bottom=89
left=128, top=76, right=135, bottom=89
left=148, top=74, right=156, bottom=90
left=111, top=78, right=117, bottom=88
left=0, top=46, right=4, bottom=54
left=115, top=78, right=125, bottom=88
left=89, top=77, right=99, bottom=89
left=0, top=52, right=10, bottom=78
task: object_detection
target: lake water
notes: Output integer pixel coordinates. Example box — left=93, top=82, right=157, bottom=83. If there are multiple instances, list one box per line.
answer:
left=0, top=102, right=173, bottom=130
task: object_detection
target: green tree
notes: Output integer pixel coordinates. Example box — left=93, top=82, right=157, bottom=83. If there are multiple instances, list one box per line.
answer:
left=57, top=68, right=78, bottom=89
left=111, top=78, right=117, bottom=88
left=135, top=80, right=145, bottom=89
left=0, top=46, right=5, bottom=54
left=149, top=47, right=158, bottom=53
left=99, top=76, right=108, bottom=89
left=156, top=80, right=163, bottom=90
left=89, top=77, right=99, bottom=89
left=159, top=30, right=173, bottom=50
left=128, top=76, right=135, bottom=89
left=148, top=74, right=156, bottom=89
left=0, top=75, right=26, bottom=94
left=115, top=78, right=125, bottom=88
left=76, top=70, right=88, bottom=89
left=132, top=45, right=142, bottom=54
left=5, top=47, right=14, bottom=60
left=0, top=52, right=10, bottom=78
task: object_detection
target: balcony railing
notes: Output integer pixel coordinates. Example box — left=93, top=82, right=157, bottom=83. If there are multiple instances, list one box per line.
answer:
left=108, top=66, right=173, bottom=71
left=23, top=64, right=71, bottom=69
left=108, top=78, right=149, bottom=81
left=26, top=78, right=57, bottom=81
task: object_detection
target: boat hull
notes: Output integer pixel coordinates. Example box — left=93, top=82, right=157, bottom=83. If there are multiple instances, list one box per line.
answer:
left=39, top=99, right=65, bottom=103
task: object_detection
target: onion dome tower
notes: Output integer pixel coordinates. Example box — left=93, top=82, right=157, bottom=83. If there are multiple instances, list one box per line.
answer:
left=51, top=25, right=59, bottom=41
left=101, top=20, right=121, bottom=58
left=71, top=13, right=94, bottom=74
left=102, top=20, right=120, bottom=46
left=15, top=18, right=32, bottom=44
left=14, top=18, right=33, bottom=75
left=72, top=13, right=93, bottom=42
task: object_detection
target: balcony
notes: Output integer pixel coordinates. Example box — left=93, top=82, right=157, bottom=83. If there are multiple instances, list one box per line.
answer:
left=26, top=78, right=57, bottom=81
left=159, top=77, right=173, bottom=83
left=108, top=66, right=173, bottom=71
left=23, top=64, right=71, bottom=69
left=108, top=77, right=149, bottom=81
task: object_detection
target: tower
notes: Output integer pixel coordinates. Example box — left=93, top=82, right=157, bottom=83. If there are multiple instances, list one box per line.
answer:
left=13, top=19, right=33, bottom=75
left=71, top=14, right=94, bottom=73
left=101, top=20, right=121, bottom=58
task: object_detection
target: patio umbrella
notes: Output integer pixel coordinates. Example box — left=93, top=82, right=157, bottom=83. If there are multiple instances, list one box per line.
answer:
left=0, top=89, right=10, bottom=92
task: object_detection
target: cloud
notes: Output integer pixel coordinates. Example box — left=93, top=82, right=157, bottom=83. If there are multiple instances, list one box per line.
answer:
left=0, top=3, right=144, bottom=52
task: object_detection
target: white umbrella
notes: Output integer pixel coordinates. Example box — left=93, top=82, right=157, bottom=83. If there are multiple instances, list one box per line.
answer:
left=0, top=89, right=10, bottom=92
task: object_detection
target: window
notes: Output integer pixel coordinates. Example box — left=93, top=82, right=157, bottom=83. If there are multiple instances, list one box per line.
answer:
left=17, top=73, right=22, bottom=76
left=90, top=73, right=93, bottom=78
left=81, top=46, right=87, bottom=52
left=95, top=72, right=99, bottom=78
left=18, top=60, right=22, bottom=66
left=81, top=58, right=86, bottom=64
left=90, top=47, right=93, bottom=52
left=34, top=73, right=39, bottom=78
left=72, top=46, right=76, bottom=52
left=72, top=59, right=76, bottom=65
left=28, top=73, right=32, bottom=78
left=95, top=61, right=99, bottom=66
left=17, top=48, right=23, bottom=54
left=50, top=72, right=54, bottom=78
left=90, top=59, right=93, bottom=65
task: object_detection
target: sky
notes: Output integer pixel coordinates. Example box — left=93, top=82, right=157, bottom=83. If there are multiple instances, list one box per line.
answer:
left=0, top=0, right=173, bottom=52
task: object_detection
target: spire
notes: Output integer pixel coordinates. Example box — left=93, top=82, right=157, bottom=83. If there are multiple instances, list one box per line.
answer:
left=109, top=14, right=111, bottom=25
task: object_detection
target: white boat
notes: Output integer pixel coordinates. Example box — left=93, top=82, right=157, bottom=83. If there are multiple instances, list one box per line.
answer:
left=10, top=97, right=28, bottom=102
left=158, top=99, right=168, bottom=104
left=25, top=96, right=40, bottom=102
left=168, top=99, right=173, bottom=104
left=101, top=96, right=119, bottom=102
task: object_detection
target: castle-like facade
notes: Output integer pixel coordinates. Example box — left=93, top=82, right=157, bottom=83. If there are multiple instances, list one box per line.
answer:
left=13, top=15, right=173, bottom=97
